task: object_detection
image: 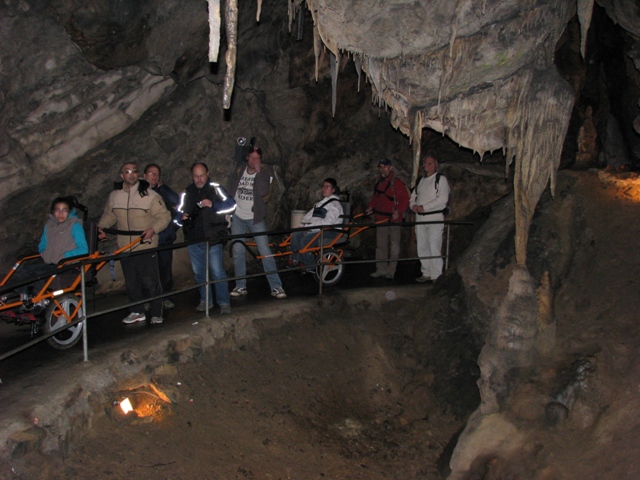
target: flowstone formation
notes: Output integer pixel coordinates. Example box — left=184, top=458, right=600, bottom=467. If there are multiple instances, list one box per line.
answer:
left=295, top=0, right=579, bottom=265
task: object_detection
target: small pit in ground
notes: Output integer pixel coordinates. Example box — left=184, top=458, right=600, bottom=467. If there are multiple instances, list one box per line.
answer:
left=24, top=291, right=474, bottom=479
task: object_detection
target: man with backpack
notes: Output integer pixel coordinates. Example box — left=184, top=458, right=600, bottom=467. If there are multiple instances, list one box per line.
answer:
left=366, top=158, right=410, bottom=280
left=410, top=155, right=450, bottom=283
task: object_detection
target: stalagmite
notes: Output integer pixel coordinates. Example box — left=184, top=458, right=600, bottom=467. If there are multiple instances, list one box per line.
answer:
left=207, top=0, right=221, bottom=62
left=222, top=0, right=238, bottom=109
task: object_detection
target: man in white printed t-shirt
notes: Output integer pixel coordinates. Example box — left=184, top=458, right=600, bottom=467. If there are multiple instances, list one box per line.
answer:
left=227, top=146, right=287, bottom=299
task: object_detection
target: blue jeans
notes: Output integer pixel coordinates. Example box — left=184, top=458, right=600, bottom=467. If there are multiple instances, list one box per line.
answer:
left=231, top=215, right=282, bottom=290
left=187, top=242, right=230, bottom=306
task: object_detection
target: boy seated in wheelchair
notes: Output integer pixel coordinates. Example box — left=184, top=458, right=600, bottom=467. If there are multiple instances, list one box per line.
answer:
left=4, top=196, right=89, bottom=302
left=289, top=178, right=343, bottom=268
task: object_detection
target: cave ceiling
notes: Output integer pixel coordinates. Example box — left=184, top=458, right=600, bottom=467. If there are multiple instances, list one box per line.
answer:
left=1, top=0, right=640, bottom=266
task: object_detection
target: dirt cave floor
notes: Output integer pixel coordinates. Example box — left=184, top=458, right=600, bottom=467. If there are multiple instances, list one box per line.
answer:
left=6, top=169, right=640, bottom=480
left=30, top=294, right=464, bottom=480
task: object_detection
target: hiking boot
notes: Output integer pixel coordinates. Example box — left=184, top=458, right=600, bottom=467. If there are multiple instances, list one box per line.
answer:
left=220, top=305, right=232, bottom=314
left=163, top=299, right=175, bottom=309
left=195, top=302, right=207, bottom=312
left=150, top=316, right=163, bottom=324
left=122, top=312, right=146, bottom=324
left=383, top=273, right=394, bottom=280
left=271, top=287, right=287, bottom=299
left=369, top=271, right=386, bottom=278
left=415, top=275, right=434, bottom=284
left=230, top=287, right=248, bottom=297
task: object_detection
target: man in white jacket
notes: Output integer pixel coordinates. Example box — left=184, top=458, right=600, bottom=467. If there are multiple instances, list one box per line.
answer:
left=290, top=178, right=343, bottom=268
left=410, top=156, right=450, bottom=283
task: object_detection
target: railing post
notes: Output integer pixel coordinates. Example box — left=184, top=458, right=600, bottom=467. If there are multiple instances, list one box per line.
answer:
left=318, top=228, right=325, bottom=296
left=445, top=222, right=450, bottom=271
left=81, top=266, right=89, bottom=362
left=205, top=240, right=210, bottom=318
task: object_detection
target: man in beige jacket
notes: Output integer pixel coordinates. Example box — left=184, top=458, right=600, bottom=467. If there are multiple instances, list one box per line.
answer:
left=98, top=162, right=171, bottom=325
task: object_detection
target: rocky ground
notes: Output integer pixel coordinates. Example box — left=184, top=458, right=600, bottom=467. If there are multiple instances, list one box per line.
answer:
left=1, top=170, right=639, bottom=479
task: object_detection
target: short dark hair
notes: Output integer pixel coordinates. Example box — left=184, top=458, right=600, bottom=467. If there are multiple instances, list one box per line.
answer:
left=50, top=196, right=72, bottom=212
left=191, top=162, right=209, bottom=173
left=144, top=163, right=161, bottom=174
left=323, top=177, right=339, bottom=194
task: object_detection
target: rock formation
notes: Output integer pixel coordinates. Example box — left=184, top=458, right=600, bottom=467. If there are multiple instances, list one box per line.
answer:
left=2, top=0, right=640, bottom=477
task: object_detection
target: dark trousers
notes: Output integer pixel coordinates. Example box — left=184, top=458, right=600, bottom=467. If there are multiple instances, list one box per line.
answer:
left=120, top=252, right=163, bottom=318
left=157, top=247, right=174, bottom=294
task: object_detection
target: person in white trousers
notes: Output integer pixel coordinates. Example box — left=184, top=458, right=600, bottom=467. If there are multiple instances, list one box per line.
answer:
left=409, top=155, right=450, bottom=283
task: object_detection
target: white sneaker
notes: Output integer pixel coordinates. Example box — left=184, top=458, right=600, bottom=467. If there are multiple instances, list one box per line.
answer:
left=271, top=287, right=287, bottom=299
left=150, top=316, right=163, bottom=324
left=230, top=287, right=248, bottom=297
left=122, top=312, right=146, bottom=324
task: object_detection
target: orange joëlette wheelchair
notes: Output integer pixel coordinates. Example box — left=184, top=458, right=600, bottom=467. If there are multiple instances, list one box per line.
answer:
left=0, top=205, right=143, bottom=350
left=234, top=203, right=388, bottom=287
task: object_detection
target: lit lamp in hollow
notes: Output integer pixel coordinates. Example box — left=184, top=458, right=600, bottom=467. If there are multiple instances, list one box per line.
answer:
left=119, top=398, right=133, bottom=414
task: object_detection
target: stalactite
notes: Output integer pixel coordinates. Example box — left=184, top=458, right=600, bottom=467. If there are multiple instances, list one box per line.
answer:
left=354, top=54, right=362, bottom=92
left=256, top=0, right=262, bottom=22
left=207, top=0, right=221, bottom=62
left=578, top=0, right=594, bottom=58
left=511, top=69, right=574, bottom=265
left=410, top=110, right=422, bottom=187
left=222, top=0, right=238, bottom=109
left=330, top=51, right=338, bottom=117
left=313, top=23, right=321, bottom=82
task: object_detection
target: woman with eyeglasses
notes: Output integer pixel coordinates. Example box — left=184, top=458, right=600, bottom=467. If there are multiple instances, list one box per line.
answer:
left=289, top=178, right=343, bottom=269
left=39, top=196, right=89, bottom=264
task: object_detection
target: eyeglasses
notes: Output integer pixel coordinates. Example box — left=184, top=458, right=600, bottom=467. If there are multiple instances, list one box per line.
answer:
left=53, top=208, right=70, bottom=213
left=249, top=146, right=262, bottom=156
left=321, top=184, right=334, bottom=189
left=122, top=169, right=139, bottom=174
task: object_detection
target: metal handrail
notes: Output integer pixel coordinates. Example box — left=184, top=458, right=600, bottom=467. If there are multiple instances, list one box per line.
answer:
left=0, top=218, right=471, bottom=363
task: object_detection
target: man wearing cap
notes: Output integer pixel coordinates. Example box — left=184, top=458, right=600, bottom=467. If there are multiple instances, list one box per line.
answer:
left=366, top=158, right=410, bottom=279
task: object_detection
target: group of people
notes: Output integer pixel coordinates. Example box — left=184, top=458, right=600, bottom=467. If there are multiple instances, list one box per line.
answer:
left=95, top=148, right=288, bottom=325
left=367, top=155, right=450, bottom=284
left=26, top=147, right=449, bottom=326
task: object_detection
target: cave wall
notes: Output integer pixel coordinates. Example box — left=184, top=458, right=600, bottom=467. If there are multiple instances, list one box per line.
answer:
left=0, top=0, right=423, bottom=268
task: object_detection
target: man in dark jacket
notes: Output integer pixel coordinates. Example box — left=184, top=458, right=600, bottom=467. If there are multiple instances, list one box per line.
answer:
left=178, top=162, right=235, bottom=314
left=366, top=158, right=410, bottom=279
left=227, top=146, right=286, bottom=299
left=144, top=163, right=179, bottom=309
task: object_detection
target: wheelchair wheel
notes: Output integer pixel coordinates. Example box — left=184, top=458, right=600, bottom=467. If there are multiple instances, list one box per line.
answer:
left=44, top=294, right=84, bottom=350
left=314, top=250, right=344, bottom=286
